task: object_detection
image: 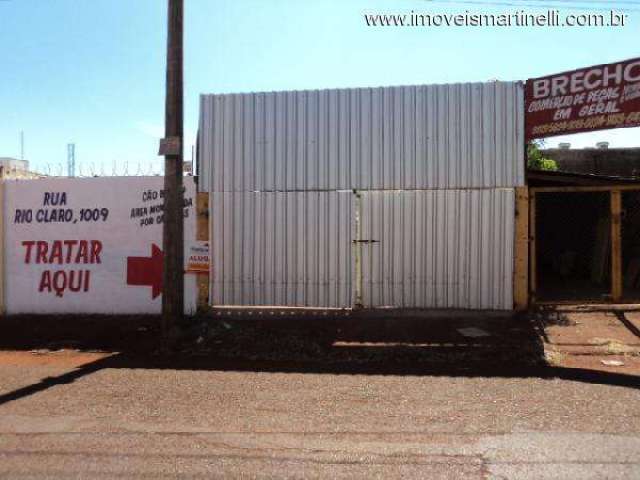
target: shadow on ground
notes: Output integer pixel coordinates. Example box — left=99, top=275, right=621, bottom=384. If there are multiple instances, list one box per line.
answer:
left=0, top=310, right=545, bottom=369
left=0, top=310, right=638, bottom=408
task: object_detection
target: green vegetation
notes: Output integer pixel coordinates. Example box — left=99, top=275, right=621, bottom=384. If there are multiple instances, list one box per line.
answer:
left=527, top=142, right=558, bottom=171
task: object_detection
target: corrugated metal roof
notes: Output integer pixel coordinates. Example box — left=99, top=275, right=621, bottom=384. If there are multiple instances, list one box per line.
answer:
left=198, top=81, right=525, bottom=192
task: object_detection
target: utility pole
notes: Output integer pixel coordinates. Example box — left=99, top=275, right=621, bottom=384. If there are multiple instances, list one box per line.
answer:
left=160, top=0, right=184, bottom=337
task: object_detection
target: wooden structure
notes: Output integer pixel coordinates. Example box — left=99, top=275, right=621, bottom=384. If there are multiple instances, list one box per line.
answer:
left=527, top=170, right=640, bottom=305
left=0, top=171, right=4, bottom=315
left=196, top=191, right=209, bottom=310
left=513, top=187, right=529, bottom=310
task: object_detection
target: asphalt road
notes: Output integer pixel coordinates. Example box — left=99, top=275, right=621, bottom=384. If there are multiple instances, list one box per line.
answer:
left=0, top=351, right=639, bottom=479
left=0, top=313, right=639, bottom=479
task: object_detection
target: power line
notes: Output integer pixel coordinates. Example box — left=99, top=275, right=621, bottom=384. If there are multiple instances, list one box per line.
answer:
left=532, top=0, right=640, bottom=4
left=506, top=0, right=640, bottom=7
left=422, top=0, right=640, bottom=12
left=425, top=0, right=640, bottom=5
left=505, top=0, right=640, bottom=3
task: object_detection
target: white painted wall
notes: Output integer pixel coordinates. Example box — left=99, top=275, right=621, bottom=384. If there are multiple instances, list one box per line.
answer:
left=4, top=176, right=197, bottom=315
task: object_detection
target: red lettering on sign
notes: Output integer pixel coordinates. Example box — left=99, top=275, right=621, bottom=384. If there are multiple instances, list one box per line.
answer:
left=36, top=241, right=48, bottom=264
left=526, top=57, right=640, bottom=139
left=64, top=240, right=78, bottom=263
left=50, top=241, right=63, bottom=264
left=39, top=270, right=52, bottom=292
left=91, top=240, right=102, bottom=264
left=76, top=241, right=89, bottom=264
left=21, top=240, right=104, bottom=265
left=38, top=269, right=91, bottom=297
left=22, top=241, right=35, bottom=263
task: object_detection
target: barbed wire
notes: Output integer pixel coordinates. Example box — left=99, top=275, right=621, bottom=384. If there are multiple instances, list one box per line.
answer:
left=0, top=161, right=195, bottom=180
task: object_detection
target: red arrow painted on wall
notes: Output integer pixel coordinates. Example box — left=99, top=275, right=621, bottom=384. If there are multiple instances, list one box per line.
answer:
left=127, top=244, right=163, bottom=299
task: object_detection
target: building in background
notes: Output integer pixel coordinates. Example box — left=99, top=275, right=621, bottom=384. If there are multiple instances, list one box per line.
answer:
left=542, top=146, right=640, bottom=178
left=0, top=157, right=44, bottom=179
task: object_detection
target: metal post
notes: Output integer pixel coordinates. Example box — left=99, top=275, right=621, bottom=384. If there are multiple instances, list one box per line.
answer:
left=353, top=190, right=363, bottom=309
left=67, top=143, right=76, bottom=177
left=529, top=191, right=537, bottom=304
left=161, top=0, right=185, bottom=336
left=611, top=190, right=622, bottom=302
left=513, top=187, right=529, bottom=311
left=0, top=172, right=4, bottom=315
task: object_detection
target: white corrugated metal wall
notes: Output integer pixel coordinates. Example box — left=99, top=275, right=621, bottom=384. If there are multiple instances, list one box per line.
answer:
left=199, top=82, right=524, bottom=192
left=210, top=191, right=354, bottom=307
left=359, top=189, right=514, bottom=310
left=199, top=81, right=524, bottom=309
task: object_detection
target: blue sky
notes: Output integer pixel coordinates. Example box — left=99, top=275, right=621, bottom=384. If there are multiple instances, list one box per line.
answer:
left=1, top=0, right=640, bottom=175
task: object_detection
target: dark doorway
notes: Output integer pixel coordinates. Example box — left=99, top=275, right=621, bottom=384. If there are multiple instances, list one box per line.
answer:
left=535, top=191, right=611, bottom=301
left=622, top=191, right=640, bottom=300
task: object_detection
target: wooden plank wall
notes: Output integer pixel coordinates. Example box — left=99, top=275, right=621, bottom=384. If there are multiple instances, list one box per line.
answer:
left=196, top=192, right=209, bottom=311
left=528, top=191, right=537, bottom=305
left=611, top=190, right=622, bottom=302
left=0, top=172, right=4, bottom=315
left=513, top=186, right=529, bottom=311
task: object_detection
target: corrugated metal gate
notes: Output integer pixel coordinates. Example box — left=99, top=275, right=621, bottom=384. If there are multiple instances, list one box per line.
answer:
left=210, top=191, right=354, bottom=308
left=358, top=189, right=514, bottom=310
left=200, top=81, right=524, bottom=310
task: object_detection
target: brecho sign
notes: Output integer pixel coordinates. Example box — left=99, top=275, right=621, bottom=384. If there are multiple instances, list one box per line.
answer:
left=525, top=57, right=640, bottom=140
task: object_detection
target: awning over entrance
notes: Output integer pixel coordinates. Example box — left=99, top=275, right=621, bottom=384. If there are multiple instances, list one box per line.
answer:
left=528, top=169, right=640, bottom=187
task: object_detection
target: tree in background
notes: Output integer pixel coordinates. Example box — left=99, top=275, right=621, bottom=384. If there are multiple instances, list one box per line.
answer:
left=527, top=141, right=558, bottom=171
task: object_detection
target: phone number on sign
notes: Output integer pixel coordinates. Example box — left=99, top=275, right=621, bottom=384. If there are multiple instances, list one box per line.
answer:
left=531, top=111, right=640, bottom=136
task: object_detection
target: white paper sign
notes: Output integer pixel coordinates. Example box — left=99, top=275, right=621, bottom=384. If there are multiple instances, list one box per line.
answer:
left=4, top=176, right=197, bottom=314
left=186, top=241, right=209, bottom=273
